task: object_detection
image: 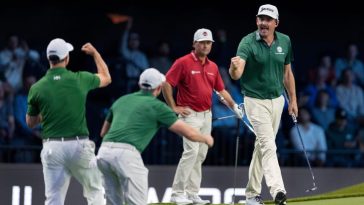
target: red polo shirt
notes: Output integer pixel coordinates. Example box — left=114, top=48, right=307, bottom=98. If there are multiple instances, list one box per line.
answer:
left=166, top=51, right=224, bottom=111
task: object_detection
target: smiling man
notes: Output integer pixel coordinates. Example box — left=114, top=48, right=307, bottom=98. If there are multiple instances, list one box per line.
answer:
left=229, top=4, right=298, bottom=205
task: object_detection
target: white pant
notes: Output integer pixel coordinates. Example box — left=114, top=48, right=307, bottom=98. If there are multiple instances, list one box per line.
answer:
left=41, top=139, right=104, bottom=205
left=244, top=96, right=286, bottom=199
left=172, top=109, right=211, bottom=195
left=97, top=142, right=148, bottom=205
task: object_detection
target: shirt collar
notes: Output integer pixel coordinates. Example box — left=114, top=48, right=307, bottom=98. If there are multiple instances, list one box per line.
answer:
left=138, top=90, right=155, bottom=97
left=255, top=31, right=278, bottom=42
left=190, top=51, right=210, bottom=64
left=46, top=67, right=67, bottom=75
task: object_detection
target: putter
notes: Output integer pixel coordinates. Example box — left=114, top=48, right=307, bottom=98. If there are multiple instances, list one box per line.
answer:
left=283, top=91, right=318, bottom=192
left=291, top=114, right=318, bottom=192
left=231, top=118, right=240, bottom=205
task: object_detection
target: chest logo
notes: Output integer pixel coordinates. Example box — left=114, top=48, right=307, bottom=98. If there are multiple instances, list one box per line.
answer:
left=191, top=70, right=201, bottom=75
left=275, top=46, right=285, bottom=55
left=53, top=75, right=61, bottom=80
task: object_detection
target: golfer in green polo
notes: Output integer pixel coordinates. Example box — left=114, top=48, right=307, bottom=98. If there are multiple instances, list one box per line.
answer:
left=97, top=68, right=214, bottom=205
left=229, top=4, right=298, bottom=205
left=26, top=38, right=111, bottom=205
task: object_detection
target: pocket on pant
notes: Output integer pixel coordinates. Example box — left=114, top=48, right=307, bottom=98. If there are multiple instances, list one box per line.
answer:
left=40, top=144, right=58, bottom=166
left=77, top=141, right=96, bottom=168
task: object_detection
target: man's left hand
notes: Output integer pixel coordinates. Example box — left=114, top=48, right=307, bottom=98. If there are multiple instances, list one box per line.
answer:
left=233, top=104, right=244, bottom=119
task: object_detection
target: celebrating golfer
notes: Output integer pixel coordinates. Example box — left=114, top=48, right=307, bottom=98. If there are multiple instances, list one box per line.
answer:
left=26, top=38, right=111, bottom=205
left=163, top=28, right=243, bottom=204
left=97, top=68, right=214, bottom=205
left=229, top=4, right=298, bottom=205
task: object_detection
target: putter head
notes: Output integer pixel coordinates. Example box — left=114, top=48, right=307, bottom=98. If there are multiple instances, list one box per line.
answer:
left=305, top=186, right=318, bottom=192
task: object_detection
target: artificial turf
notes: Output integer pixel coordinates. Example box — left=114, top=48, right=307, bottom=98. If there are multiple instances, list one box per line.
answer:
left=151, top=182, right=364, bottom=204
left=264, top=182, right=364, bottom=204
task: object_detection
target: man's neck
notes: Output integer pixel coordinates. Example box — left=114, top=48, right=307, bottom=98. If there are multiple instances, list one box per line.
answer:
left=263, top=35, right=275, bottom=46
left=194, top=51, right=207, bottom=64
left=50, top=63, right=66, bottom=69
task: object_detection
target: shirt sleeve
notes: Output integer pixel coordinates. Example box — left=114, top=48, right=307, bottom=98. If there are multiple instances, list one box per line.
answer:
left=155, top=102, right=178, bottom=128
left=166, top=59, right=184, bottom=87
left=236, top=37, right=251, bottom=61
left=78, top=71, right=100, bottom=91
left=27, top=87, right=40, bottom=116
left=214, top=68, right=225, bottom=92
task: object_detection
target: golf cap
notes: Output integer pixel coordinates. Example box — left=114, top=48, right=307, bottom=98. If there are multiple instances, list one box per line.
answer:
left=257, top=4, right=279, bottom=20
left=193, top=28, right=214, bottom=42
left=139, top=68, right=166, bottom=89
left=47, top=38, right=74, bottom=60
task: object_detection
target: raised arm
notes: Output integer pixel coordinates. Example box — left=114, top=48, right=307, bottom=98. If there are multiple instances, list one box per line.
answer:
left=229, top=56, right=246, bottom=80
left=81, top=43, right=111, bottom=87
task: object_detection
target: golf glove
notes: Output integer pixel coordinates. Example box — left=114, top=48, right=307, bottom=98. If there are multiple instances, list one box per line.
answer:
left=233, top=104, right=244, bottom=119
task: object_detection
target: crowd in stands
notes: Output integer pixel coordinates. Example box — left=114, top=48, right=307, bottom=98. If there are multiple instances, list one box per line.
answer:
left=1, top=18, right=364, bottom=168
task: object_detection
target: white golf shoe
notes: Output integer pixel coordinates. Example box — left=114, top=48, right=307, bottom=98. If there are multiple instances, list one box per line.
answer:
left=246, top=195, right=265, bottom=205
left=171, top=193, right=193, bottom=205
left=188, top=194, right=210, bottom=204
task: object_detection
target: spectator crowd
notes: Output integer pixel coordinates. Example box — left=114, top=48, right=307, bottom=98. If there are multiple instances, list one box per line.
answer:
left=1, top=18, right=364, bottom=168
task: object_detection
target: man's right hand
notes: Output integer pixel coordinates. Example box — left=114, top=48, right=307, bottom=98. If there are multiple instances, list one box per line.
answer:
left=81, top=43, right=98, bottom=56
left=205, top=135, right=214, bottom=148
left=173, top=106, right=191, bottom=117
left=230, top=56, right=242, bottom=70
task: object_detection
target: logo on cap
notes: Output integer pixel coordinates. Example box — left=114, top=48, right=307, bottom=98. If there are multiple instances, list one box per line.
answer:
left=257, top=4, right=279, bottom=20
left=260, top=7, right=274, bottom=13
left=193, top=28, right=214, bottom=42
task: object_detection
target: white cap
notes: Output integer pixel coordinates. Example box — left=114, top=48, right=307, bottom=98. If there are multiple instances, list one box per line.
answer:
left=139, top=68, right=166, bottom=90
left=257, top=4, right=279, bottom=20
left=46, top=38, right=74, bottom=60
left=193, top=28, right=214, bottom=42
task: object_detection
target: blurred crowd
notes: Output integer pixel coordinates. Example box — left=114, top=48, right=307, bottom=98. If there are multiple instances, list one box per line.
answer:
left=1, top=18, right=364, bottom=168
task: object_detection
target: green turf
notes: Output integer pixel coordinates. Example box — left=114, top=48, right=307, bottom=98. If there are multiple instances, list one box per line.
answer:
left=283, top=196, right=364, bottom=205
left=150, top=183, right=364, bottom=204
left=264, top=182, right=364, bottom=204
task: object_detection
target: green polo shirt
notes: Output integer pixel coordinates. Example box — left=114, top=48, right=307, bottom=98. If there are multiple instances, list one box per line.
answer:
left=236, top=31, right=293, bottom=99
left=102, top=91, right=178, bottom=153
left=27, top=67, right=100, bottom=138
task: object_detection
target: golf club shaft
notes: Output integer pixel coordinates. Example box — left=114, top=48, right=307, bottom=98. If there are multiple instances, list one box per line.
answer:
left=283, top=91, right=317, bottom=190
left=212, top=115, right=236, bottom=121
left=293, top=116, right=316, bottom=185
left=232, top=118, right=240, bottom=204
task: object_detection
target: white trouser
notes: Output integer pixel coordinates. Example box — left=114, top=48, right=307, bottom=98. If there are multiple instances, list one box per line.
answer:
left=172, top=109, right=212, bottom=196
left=41, top=139, right=104, bottom=205
left=97, top=142, right=148, bottom=205
left=244, top=95, right=286, bottom=199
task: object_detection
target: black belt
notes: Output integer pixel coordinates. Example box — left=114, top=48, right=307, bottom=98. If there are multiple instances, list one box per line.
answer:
left=43, top=136, right=88, bottom=142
